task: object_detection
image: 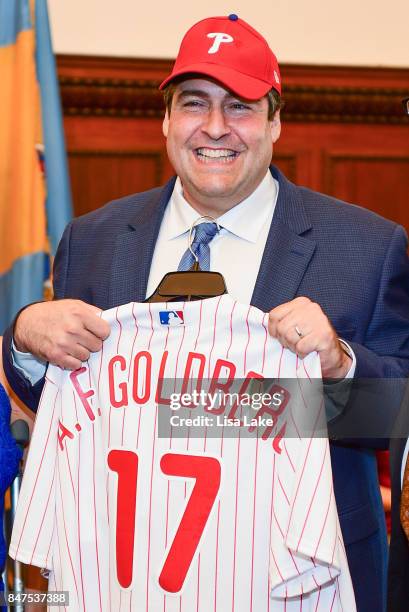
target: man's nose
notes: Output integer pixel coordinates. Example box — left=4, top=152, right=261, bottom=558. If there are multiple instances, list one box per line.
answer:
left=201, top=107, right=231, bottom=140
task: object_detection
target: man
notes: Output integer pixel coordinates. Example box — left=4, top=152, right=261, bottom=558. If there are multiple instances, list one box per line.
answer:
left=3, top=14, right=409, bottom=611
left=387, top=96, right=409, bottom=612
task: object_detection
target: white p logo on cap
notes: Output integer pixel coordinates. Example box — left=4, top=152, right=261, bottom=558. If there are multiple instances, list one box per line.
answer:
left=207, top=32, right=234, bottom=54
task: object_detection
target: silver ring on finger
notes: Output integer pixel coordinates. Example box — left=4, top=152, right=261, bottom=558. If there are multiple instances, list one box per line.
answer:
left=295, top=325, right=303, bottom=338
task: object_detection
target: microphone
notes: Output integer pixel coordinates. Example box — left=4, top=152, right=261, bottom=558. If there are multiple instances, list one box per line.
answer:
left=10, top=420, right=30, bottom=451
left=9, top=419, right=30, bottom=610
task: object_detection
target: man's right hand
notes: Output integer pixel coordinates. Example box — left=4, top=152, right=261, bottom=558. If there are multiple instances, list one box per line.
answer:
left=14, top=300, right=111, bottom=370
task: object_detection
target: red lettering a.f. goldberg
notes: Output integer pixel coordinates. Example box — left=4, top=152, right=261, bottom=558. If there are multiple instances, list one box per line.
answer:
left=58, top=420, right=74, bottom=450
left=108, top=356, right=128, bottom=408
left=70, top=368, right=96, bottom=421
left=156, top=351, right=171, bottom=406
left=108, top=355, right=128, bottom=408
left=132, top=351, right=151, bottom=404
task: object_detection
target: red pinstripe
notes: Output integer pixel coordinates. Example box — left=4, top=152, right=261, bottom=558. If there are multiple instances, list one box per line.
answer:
left=193, top=300, right=203, bottom=352
left=91, top=425, right=103, bottom=610
left=147, top=303, right=154, bottom=350
left=231, top=424, right=242, bottom=611
left=283, top=440, right=295, bottom=472
left=62, top=401, right=76, bottom=503
left=213, top=500, right=221, bottom=612
left=273, top=447, right=302, bottom=577
left=271, top=454, right=284, bottom=539
left=137, top=320, right=167, bottom=452
left=267, top=454, right=275, bottom=612
left=146, top=403, right=158, bottom=612
left=277, top=473, right=290, bottom=506
left=207, top=295, right=223, bottom=378
left=116, top=306, right=123, bottom=354
left=337, top=533, right=347, bottom=559
left=29, top=461, right=57, bottom=565
left=330, top=519, right=339, bottom=565
left=45, top=519, right=55, bottom=569
left=213, top=422, right=225, bottom=612
left=55, top=504, right=67, bottom=612
left=250, top=432, right=260, bottom=612
left=226, top=300, right=236, bottom=360
left=288, top=438, right=314, bottom=529
left=289, top=408, right=301, bottom=440
left=14, top=388, right=59, bottom=557
left=196, top=555, right=201, bottom=612
left=128, top=302, right=140, bottom=382
left=146, top=307, right=166, bottom=612
left=302, top=358, right=313, bottom=381
left=57, top=458, right=80, bottom=601
left=97, top=337, right=105, bottom=396
left=296, top=442, right=328, bottom=550
left=314, top=481, right=334, bottom=558
left=261, top=314, right=268, bottom=373
left=107, top=308, right=121, bottom=550
left=277, top=346, right=285, bottom=379
left=243, top=305, right=252, bottom=374
left=164, top=306, right=187, bottom=599
left=77, top=420, right=86, bottom=611
left=270, top=545, right=284, bottom=582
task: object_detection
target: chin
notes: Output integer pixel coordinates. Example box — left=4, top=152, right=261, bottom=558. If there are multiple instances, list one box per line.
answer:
left=195, top=181, right=238, bottom=198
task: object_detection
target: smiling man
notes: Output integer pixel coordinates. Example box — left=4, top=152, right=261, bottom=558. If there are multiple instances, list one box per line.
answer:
left=161, top=78, right=281, bottom=216
left=3, top=14, right=409, bottom=612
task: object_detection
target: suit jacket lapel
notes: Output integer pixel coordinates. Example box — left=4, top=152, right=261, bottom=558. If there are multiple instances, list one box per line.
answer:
left=108, top=178, right=176, bottom=308
left=251, top=166, right=316, bottom=312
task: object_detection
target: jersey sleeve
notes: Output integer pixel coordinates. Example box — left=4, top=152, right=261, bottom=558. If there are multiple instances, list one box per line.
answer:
left=9, top=365, right=62, bottom=569
left=269, top=352, right=348, bottom=599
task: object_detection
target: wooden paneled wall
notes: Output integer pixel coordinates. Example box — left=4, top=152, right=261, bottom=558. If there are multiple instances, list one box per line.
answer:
left=57, top=56, right=409, bottom=231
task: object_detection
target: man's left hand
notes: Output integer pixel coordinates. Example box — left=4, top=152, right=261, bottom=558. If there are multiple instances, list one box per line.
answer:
left=268, top=296, right=352, bottom=378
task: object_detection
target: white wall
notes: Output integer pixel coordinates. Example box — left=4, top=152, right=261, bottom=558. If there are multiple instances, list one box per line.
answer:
left=48, top=0, right=409, bottom=67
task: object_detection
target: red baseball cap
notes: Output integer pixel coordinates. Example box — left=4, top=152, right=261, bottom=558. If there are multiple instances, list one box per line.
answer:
left=159, top=14, right=281, bottom=100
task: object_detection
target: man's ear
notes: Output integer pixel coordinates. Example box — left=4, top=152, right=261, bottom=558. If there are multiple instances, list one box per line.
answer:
left=270, top=109, right=281, bottom=144
left=162, top=110, right=169, bottom=138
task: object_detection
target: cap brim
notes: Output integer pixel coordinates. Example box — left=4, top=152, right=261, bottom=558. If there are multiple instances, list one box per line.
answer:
left=159, top=63, right=279, bottom=100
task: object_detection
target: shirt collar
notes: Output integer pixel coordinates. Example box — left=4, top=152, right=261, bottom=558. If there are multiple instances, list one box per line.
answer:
left=164, top=171, right=278, bottom=243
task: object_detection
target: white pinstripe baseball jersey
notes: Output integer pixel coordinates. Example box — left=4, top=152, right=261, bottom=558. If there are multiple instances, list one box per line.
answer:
left=10, top=295, right=356, bottom=611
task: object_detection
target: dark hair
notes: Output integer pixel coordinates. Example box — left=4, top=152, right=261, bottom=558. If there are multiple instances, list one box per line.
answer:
left=162, top=77, right=283, bottom=120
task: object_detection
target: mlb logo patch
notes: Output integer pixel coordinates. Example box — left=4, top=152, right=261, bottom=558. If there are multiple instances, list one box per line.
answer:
left=159, top=311, right=184, bottom=326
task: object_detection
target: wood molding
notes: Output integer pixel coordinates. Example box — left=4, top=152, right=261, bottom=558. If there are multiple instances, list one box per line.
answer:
left=68, top=149, right=164, bottom=184
left=323, top=152, right=409, bottom=193
left=57, top=55, right=409, bottom=124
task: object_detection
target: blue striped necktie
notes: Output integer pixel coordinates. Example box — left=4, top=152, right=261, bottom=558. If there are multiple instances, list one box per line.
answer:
left=177, top=222, right=219, bottom=271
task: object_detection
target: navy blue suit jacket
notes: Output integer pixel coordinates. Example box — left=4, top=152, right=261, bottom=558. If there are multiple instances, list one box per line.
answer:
left=4, top=166, right=409, bottom=611
left=388, top=438, right=409, bottom=611
left=388, top=383, right=409, bottom=611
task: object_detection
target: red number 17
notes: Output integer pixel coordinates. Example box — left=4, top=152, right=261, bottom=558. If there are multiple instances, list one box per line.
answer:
left=108, top=450, right=221, bottom=593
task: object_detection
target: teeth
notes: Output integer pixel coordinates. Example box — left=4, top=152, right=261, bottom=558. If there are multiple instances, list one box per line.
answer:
left=196, top=148, right=237, bottom=159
